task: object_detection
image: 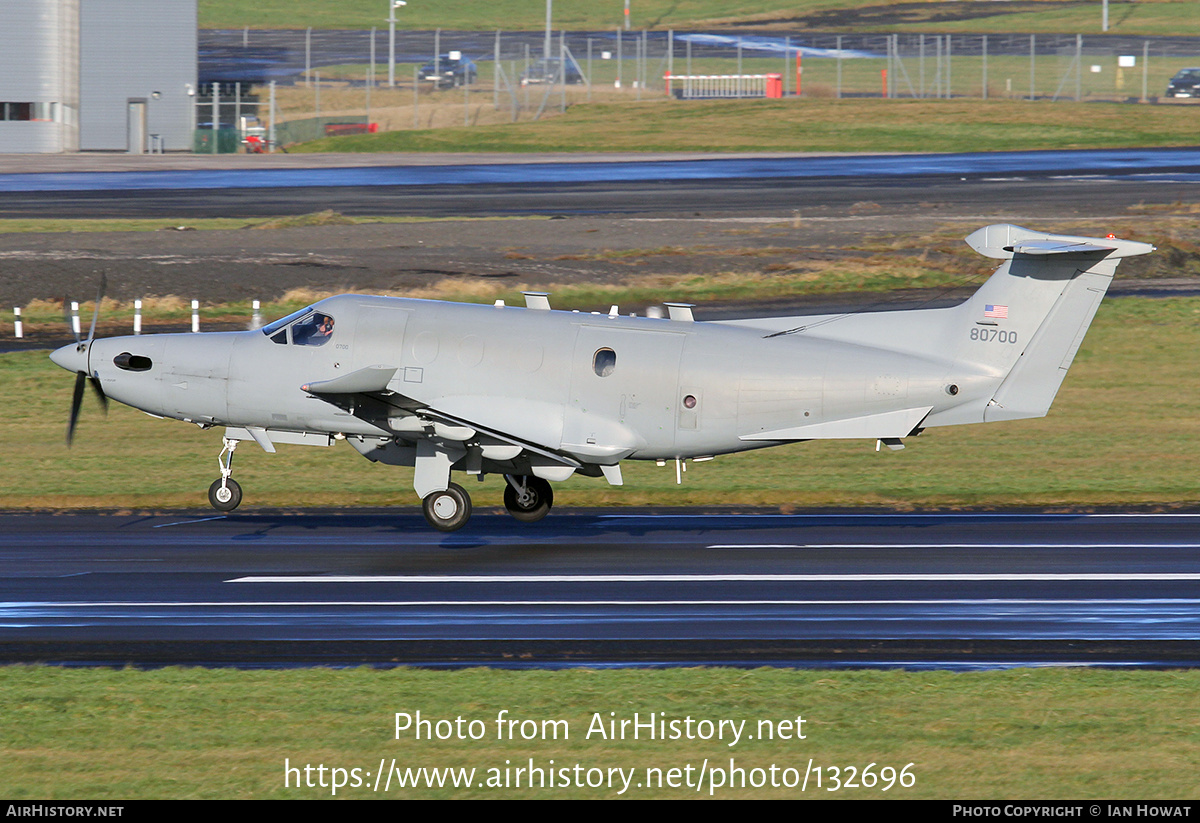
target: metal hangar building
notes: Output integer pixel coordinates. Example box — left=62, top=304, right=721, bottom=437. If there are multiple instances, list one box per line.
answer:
left=0, top=0, right=197, bottom=153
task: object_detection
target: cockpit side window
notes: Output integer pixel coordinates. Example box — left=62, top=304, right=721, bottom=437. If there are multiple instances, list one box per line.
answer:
left=262, top=306, right=335, bottom=347
left=292, top=313, right=336, bottom=346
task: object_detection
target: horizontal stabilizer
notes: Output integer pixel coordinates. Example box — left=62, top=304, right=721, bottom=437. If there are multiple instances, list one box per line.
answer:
left=1007, top=240, right=1114, bottom=256
left=740, top=406, right=931, bottom=442
left=966, top=224, right=1155, bottom=260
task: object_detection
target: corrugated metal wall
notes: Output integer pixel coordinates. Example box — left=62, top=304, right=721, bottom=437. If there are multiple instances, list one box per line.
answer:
left=0, top=0, right=194, bottom=153
left=79, top=0, right=196, bottom=151
left=0, top=0, right=79, bottom=152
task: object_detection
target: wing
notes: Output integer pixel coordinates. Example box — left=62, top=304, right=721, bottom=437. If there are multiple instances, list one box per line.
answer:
left=300, top=366, right=586, bottom=489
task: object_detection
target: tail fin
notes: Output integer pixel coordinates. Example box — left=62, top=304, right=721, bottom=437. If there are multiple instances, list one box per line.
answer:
left=719, top=224, right=1154, bottom=427
left=959, top=225, right=1154, bottom=422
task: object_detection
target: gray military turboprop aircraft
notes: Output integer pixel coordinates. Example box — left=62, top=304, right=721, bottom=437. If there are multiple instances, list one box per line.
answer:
left=50, top=224, right=1153, bottom=531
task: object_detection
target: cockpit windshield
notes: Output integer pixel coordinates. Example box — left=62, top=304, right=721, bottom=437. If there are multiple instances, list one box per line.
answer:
left=262, top=306, right=313, bottom=336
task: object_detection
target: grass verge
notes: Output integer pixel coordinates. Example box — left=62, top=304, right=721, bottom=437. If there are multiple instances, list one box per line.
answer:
left=3, top=666, right=1200, bottom=798
left=0, top=213, right=522, bottom=235
left=198, top=0, right=1200, bottom=37
left=292, top=98, right=1200, bottom=154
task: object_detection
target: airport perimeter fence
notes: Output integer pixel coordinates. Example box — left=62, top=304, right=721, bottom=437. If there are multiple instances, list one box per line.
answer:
left=196, top=29, right=1200, bottom=149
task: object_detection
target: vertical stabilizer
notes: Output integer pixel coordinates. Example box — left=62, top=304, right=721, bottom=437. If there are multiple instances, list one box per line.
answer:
left=958, top=225, right=1154, bottom=422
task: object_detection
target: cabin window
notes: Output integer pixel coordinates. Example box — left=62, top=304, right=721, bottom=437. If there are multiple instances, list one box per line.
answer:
left=593, top=348, right=616, bottom=377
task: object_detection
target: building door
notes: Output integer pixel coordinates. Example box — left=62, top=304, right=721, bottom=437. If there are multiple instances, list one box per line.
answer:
left=126, top=100, right=147, bottom=154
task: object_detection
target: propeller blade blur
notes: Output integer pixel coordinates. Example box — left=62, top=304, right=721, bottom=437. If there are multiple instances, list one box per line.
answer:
left=67, top=371, right=86, bottom=446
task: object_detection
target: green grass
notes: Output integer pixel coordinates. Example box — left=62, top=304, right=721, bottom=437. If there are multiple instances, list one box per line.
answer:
left=5, top=296, right=1198, bottom=511
left=196, top=0, right=919, bottom=31
left=198, top=0, right=1200, bottom=37
left=291, top=98, right=1200, bottom=154
left=3, top=666, right=1200, bottom=798
left=0, top=213, right=526, bottom=235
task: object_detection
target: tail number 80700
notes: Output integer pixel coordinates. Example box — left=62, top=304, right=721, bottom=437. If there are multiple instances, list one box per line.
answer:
left=970, top=327, right=1018, bottom=344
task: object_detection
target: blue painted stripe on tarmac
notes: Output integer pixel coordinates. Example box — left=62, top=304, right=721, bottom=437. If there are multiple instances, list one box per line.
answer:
left=4, top=148, right=1200, bottom=192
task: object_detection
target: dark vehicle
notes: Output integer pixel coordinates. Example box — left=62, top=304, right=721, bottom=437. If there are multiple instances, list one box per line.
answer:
left=418, top=54, right=477, bottom=89
left=520, top=57, right=583, bottom=86
left=1165, top=68, right=1200, bottom=98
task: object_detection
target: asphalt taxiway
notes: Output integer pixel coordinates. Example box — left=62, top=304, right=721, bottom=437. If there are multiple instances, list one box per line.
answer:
left=3, top=510, right=1199, bottom=668
left=4, top=148, right=1200, bottom=219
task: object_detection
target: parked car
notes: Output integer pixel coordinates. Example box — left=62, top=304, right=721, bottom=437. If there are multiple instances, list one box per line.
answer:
left=520, top=57, right=583, bottom=86
left=418, top=54, right=477, bottom=89
left=1165, top=68, right=1200, bottom=98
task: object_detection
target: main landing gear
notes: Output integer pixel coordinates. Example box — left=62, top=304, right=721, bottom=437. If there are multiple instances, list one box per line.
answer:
left=419, top=475, right=554, bottom=531
left=422, top=483, right=471, bottom=532
left=208, top=437, right=242, bottom=512
left=503, top=475, right=553, bottom=523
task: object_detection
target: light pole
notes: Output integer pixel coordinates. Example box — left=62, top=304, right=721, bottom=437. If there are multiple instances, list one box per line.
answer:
left=388, top=0, right=407, bottom=88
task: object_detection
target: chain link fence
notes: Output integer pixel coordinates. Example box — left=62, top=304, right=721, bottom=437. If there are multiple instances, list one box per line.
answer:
left=195, top=29, right=1200, bottom=151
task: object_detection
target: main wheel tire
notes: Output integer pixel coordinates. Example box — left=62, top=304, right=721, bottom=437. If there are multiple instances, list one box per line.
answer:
left=208, top=477, right=242, bottom=512
left=422, top=483, right=472, bottom=532
left=503, top=476, right=553, bottom=523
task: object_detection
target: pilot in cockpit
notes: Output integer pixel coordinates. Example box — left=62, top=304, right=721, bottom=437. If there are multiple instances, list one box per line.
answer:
left=294, top=313, right=335, bottom=346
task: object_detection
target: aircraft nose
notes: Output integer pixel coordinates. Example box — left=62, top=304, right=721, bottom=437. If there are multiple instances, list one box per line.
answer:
left=49, top=343, right=87, bottom=373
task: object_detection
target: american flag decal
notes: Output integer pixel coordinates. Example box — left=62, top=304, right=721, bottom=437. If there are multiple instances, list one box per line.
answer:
left=984, top=304, right=1009, bottom=319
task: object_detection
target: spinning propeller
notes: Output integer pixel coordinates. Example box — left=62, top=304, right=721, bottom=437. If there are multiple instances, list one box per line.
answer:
left=61, top=274, right=108, bottom=446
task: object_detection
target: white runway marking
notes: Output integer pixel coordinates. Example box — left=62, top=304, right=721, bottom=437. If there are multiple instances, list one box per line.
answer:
left=228, top=573, right=1200, bottom=584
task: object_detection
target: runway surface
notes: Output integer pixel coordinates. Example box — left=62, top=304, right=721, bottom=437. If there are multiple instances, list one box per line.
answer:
left=3, top=148, right=1200, bottom=218
left=3, top=510, right=1200, bottom=668
left=4, top=149, right=1198, bottom=668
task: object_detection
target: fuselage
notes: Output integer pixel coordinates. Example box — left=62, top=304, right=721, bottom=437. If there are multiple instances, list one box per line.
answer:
left=53, top=293, right=987, bottom=462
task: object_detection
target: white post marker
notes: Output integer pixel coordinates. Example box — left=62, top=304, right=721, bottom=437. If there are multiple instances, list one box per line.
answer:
left=70, top=301, right=80, bottom=336
left=191, top=300, right=200, bottom=333
left=13, top=307, right=22, bottom=339
left=251, top=299, right=262, bottom=330
left=133, top=299, right=142, bottom=335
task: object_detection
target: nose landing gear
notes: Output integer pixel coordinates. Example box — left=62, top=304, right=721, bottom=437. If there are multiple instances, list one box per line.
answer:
left=208, top=437, right=243, bottom=512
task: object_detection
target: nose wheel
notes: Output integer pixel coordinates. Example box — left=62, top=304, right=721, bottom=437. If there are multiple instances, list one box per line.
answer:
left=208, top=437, right=243, bottom=512
left=422, top=483, right=471, bottom=532
left=208, top=477, right=243, bottom=512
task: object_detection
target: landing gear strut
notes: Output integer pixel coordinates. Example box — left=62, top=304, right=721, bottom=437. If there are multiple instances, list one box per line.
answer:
left=422, top=482, right=472, bottom=532
left=208, top=437, right=243, bottom=512
left=503, top=475, right=553, bottom=522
